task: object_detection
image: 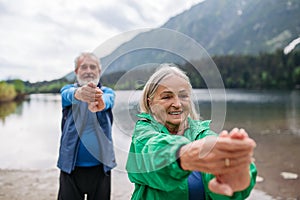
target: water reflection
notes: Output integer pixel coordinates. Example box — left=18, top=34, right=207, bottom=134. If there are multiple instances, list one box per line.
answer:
left=194, top=90, right=300, bottom=137
left=0, top=102, right=17, bottom=123
left=287, top=90, right=300, bottom=136
left=0, top=98, right=30, bottom=124
left=0, top=93, right=61, bottom=169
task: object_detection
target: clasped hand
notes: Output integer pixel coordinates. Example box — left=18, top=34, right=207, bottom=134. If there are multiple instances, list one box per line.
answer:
left=75, top=82, right=106, bottom=112
left=179, top=128, right=256, bottom=196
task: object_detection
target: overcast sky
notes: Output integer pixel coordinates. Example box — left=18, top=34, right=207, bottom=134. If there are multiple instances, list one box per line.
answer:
left=0, top=0, right=204, bottom=82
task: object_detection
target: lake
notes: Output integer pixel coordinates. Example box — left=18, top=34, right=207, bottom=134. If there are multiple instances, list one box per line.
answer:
left=0, top=89, right=299, bottom=199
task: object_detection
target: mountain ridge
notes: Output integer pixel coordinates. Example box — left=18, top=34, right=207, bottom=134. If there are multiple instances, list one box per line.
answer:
left=161, top=0, right=300, bottom=55
left=95, top=0, right=300, bottom=76
left=47, top=0, right=300, bottom=86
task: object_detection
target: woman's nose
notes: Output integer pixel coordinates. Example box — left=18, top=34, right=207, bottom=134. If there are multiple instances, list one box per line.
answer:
left=172, top=96, right=181, bottom=107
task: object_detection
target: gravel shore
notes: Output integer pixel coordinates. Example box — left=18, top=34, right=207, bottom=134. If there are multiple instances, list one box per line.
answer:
left=0, top=168, right=294, bottom=200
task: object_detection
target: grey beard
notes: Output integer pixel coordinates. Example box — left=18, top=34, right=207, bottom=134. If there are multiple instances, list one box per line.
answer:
left=77, top=76, right=100, bottom=86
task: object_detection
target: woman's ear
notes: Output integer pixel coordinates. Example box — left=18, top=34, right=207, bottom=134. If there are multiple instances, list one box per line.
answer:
left=147, top=98, right=152, bottom=106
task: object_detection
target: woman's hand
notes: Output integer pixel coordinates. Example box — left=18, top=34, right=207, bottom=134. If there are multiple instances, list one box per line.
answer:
left=178, top=129, right=255, bottom=175
left=178, top=128, right=255, bottom=196
left=208, top=128, right=255, bottom=196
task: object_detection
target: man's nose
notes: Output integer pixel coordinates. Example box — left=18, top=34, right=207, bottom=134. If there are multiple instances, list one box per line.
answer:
left=86, top=66, right=93, bottom=72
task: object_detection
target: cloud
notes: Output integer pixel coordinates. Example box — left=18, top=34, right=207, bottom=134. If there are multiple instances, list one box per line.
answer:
left=90, top=5, right=136, bottom=31
left=0, top=2, right=9, bottom=16
left=0, top=0, right=204, bottom=82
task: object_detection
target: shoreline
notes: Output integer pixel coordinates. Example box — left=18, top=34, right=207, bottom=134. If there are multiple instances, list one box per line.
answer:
left=0, top=168, right=295, bottom=200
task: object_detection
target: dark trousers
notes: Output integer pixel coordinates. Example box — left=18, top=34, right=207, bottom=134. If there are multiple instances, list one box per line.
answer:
left=58, top=165, right=111, bottom=200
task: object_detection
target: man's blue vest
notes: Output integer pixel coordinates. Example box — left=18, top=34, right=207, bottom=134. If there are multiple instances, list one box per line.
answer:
left=57, top=101, right=116, bottom=174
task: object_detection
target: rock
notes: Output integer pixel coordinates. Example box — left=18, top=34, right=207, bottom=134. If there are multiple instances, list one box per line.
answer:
left=280, top=172, right=298, bottom=180
left=256, top=175, right=264, bottom=183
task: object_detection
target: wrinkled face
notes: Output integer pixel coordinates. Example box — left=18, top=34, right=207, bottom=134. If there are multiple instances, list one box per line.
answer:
left=75, top=56, right=101, bottom=86
left=148, top=75, right=191, bottom=132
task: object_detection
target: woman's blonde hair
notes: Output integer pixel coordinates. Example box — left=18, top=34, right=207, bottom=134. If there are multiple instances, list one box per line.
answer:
left=139, top=63, right=199, bottom=120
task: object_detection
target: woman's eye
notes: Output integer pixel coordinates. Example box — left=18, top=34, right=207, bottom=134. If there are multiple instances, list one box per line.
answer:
left=161, top=95, right=171, bottom=99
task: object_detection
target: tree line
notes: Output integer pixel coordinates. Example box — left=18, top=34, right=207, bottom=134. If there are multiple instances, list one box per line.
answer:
left=0, top=80, right=25, bottom=102
left=0, top=79, right=69, bottom=102
left=209, top=49, right=300, bottom=89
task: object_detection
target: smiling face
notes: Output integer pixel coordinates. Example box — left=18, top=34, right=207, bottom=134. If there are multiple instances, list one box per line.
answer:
left=148, top=75, right=191, bottom=133
left=75, top=55, right=101, bottom=86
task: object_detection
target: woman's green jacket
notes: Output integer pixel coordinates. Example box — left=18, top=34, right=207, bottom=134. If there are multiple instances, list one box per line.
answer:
left=126, top=113, right=257, bottom=200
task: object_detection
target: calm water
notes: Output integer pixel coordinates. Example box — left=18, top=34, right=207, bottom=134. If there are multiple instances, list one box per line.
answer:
left=0, top=89, right=300, bottom=199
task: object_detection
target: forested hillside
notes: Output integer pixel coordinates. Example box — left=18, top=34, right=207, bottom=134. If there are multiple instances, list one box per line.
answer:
left=100, top=49, right=300, bottom=90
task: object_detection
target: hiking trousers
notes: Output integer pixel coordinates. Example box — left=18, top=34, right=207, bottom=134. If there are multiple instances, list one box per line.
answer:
left=58, top=165, right=111, bottom=200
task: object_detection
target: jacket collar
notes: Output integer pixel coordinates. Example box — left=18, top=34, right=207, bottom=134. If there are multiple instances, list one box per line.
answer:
left=136, top=112, right=211, bottom=139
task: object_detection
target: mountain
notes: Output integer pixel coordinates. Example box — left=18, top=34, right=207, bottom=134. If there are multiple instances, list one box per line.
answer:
left=58, top=0, right=300, bottom=89
left=162, top=0, right=300, bottom=55
left=98, top=0, right=300, bottom=75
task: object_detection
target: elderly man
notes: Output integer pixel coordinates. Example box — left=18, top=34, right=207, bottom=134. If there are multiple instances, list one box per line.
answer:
left=57, top=52, right=116, bottom=200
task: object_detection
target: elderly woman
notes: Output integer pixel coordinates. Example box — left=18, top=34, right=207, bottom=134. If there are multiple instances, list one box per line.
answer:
left=126, top=64, right=257, bottom=200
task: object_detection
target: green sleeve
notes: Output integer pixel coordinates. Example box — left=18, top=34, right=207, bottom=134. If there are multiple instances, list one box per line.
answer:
left=202, top=162, right=257, bottom=200
left=126, top=119, right=191, bottom=192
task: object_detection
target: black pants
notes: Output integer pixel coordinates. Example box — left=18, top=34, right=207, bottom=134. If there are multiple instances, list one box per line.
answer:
left=58, top=165, right=111, bottom=200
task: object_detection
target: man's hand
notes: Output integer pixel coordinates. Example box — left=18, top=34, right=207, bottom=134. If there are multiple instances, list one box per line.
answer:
left=74, top=82, right=106, bottom=112
left=75, top=82, right=102, bottom=103
left=88, top=88, right=106, bottom=112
